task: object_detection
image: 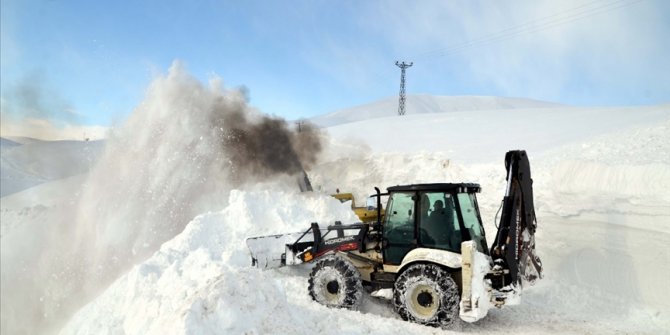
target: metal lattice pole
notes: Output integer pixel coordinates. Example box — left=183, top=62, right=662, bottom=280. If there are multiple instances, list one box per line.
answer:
left=395, top=61, right=413, bottom=116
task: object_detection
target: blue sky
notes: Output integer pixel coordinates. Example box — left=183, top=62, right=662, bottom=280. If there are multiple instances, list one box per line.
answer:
left=1, top=0, right=669, bottom=131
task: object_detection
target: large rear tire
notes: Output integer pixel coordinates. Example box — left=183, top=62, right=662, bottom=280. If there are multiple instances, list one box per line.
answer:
left=308, top=254, right=363, bottom=309
left=394, top=263, right=460, bottom=328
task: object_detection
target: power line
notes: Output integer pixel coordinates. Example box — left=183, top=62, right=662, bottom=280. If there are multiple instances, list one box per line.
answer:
left=362, top=0, right=646, bottom=102
left=412, top=0, right=646, bottom=61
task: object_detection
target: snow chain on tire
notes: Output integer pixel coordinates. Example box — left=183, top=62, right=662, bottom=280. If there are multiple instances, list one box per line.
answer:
left=308, top=254, right=363, bottom=309
left=394, top=263, right=460, bottom=329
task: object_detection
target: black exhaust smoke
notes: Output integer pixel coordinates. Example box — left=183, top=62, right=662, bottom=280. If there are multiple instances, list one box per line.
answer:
left=214, top=101, right=322, bottom=186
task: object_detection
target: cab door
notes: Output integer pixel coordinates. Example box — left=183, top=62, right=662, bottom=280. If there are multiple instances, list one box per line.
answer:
left=382, top=192, right=416, bottom=264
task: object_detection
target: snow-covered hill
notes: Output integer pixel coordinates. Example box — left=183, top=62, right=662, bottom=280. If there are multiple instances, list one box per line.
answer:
left=0, top=137, right=22, bottom=149
left=323, top=104, right=669, bottom=162
left=0, top=138, right=104, bottom=197
left=309, top=94, right=563, bottom=127
left=2, top=65, right=669, bottom=335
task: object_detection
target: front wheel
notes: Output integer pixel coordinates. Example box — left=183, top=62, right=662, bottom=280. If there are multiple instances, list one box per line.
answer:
left=308, top=254, right=362, bottom=309
left=394, top=263, right=460, bottom=328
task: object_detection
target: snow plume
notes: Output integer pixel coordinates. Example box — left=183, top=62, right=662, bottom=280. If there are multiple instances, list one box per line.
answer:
left=0, top=61, right=323, bottom=335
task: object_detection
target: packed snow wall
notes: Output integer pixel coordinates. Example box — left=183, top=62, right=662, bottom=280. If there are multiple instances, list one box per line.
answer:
left=0, top=62, right=323, bottom=335
left=60, top=191, right=361, bottom=335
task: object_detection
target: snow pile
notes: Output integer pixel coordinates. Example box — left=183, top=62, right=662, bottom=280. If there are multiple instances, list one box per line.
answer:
left=60, top=190, right=372, bottom=334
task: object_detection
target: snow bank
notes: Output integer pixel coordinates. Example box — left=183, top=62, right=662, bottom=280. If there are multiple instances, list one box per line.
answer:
left=543, top=161, right=670, bottom=223
left=60, top=190, right=367, bottom=334
left=536, top=119, right=670, bottom=232
left=311, top=113, right=670, bottom=231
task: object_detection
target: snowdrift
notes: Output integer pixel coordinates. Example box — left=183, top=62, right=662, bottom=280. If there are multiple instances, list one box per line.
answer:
left=60, top=191, right=368, bottom=334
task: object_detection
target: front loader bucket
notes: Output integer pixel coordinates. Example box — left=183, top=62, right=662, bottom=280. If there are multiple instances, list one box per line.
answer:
left=246, top=232, right=312, bottom=269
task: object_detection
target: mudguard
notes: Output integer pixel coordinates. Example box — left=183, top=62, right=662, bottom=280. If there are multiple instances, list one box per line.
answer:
left=397, top=248, right=462, bottom=273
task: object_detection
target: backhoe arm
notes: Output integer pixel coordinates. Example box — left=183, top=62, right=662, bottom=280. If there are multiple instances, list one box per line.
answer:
left=490, top=150, right=543, bottom=289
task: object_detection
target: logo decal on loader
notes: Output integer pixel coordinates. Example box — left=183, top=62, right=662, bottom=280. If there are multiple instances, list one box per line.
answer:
left=324, top=236, right=356, bottom=245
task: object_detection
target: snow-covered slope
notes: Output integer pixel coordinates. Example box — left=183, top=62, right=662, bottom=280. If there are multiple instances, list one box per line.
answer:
left=0, top=138, right=103, bottom=197
left=322, top=104, right=669, bottom=162
left=309, top=94, right=563, bottom=127
left=0, top=137, right=22, bottom=149
left=2, top=65, right=669, bottom=335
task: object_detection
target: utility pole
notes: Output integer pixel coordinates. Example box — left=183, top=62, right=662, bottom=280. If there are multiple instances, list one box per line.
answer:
left=395, top=61, right=413, bottom=116
left=295, top=120, right=305, bottom=132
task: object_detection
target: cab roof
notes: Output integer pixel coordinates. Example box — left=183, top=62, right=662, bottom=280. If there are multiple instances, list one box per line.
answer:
left=387, top=183, right=481, bottom=193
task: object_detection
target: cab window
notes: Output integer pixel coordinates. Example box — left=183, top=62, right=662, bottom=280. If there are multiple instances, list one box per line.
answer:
left=384, top=192, right=414, bottom=239
left=383, top=192, right=416, bottom=264
left=419, top=192, right=461, bottom=252
left=457, top=193, right=487, bottom=252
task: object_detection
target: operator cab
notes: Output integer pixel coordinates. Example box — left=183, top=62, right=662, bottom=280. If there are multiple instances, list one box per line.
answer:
left=382, top=183, right=488, bottom=265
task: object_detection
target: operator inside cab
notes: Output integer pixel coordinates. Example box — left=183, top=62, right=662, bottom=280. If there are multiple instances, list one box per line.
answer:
left=420, top=193, right=460, bottom=252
